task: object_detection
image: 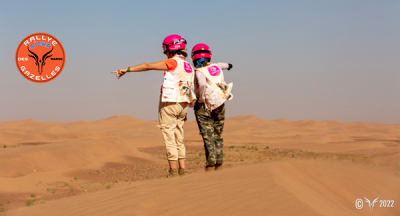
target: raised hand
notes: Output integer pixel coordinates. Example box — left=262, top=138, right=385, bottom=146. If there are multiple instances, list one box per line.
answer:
left=228, top=63, right=233, bottom=71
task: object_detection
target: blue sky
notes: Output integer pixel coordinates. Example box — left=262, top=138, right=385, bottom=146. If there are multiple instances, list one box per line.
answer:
left=0, top=0, right=399, bottom=123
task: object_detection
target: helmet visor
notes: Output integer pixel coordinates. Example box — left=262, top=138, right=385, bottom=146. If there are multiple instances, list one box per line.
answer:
left=191, top=49, right=211, bottom=57
left=172, top=39, right=187, bottom=45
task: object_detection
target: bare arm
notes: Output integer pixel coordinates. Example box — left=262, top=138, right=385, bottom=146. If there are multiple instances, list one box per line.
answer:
left=111, top=60, right=168, bottom=79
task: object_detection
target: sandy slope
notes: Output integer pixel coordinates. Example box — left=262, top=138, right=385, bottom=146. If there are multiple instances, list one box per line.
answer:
left=0, top=115, right=399, bottom=215
left=6, top=161, right=399, bottom=216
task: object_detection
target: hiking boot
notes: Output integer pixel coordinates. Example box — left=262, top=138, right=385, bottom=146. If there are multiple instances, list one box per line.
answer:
left=178, top=168, right=188, bottom=176
left=205, top=165, right=215, bottom=172
left=215, top=164, right=223, bottom=171
left=167, top=169, right=179, bottom=178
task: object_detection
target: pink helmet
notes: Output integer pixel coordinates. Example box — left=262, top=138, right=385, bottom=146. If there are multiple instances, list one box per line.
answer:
left=191, top=43, right=212, bottom=60
left=162, top=34, right=187, bottom=53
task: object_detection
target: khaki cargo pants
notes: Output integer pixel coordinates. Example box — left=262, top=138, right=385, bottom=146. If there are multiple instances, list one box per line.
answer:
left=158, top=97, right=187, bottom=161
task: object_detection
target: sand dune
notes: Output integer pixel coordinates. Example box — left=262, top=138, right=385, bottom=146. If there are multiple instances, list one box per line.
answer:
left=5, top=160, right=399, bottom=216
left=0, top=115, right=399, bottom=215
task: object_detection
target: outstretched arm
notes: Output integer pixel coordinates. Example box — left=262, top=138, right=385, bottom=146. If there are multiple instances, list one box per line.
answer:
left=111, top=61, right=168, bottom=79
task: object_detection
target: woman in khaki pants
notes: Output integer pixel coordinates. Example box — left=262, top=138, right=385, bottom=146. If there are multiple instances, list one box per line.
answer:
left=112, top=35, right=196, bottom=177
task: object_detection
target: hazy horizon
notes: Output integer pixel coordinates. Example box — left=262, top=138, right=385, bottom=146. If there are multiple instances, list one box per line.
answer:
left=1, top=0, right=399, bottom=124
left=2, top=114, right=400, bottom=126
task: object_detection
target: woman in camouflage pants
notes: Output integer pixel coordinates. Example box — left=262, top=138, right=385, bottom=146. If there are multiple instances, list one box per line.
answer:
left=191, top=43, right=233, bottom=171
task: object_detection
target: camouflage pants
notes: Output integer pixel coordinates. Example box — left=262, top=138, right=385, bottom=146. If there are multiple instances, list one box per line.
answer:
left=194, top=102, right=225, bottom=166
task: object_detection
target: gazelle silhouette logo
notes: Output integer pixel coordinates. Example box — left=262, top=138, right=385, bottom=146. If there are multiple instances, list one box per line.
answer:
left=15, top=33, right=65, bottom=83
left=364, top=196, right=379, bottom=212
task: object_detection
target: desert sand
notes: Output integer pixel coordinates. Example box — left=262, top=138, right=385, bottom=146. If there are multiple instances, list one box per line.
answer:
left=0, top=115, right=399, bottom=215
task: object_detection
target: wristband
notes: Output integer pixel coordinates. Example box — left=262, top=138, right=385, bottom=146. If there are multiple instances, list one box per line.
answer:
left=126, top=67, right=130, bottom=72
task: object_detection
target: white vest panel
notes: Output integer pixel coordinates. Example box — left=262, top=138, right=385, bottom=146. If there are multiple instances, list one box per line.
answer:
left=196, top=63, right=233, bottom=111
left=161, top=56, right=197, bottom=105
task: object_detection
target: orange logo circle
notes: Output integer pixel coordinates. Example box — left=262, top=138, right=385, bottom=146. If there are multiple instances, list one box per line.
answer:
left=15, top=33, right=66, bottom=83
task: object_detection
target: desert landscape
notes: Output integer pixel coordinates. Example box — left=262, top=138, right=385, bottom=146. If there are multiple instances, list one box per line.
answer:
left=0, top=115, right=399, bottom=215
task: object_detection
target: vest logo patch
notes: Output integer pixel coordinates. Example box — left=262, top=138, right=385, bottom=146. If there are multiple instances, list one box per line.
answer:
left=15, top=32, right=66, bottom=83
left=184, top=62, right=192, bottom=73
left=208, top=66, right=221, bottom=76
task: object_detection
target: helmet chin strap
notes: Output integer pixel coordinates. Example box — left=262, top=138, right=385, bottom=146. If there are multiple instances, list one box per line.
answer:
left=163, top=48, right=171, bottom=58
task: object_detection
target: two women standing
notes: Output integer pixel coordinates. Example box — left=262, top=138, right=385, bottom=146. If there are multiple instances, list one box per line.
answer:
left=111, top=35, right=233, bottom=177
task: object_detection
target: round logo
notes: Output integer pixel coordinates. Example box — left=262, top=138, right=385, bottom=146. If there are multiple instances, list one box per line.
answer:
left=184, top=62, right=193, bottom=73
left=15, top=33, right=66, bottom=83
left=208, top=65, right=221, bottom=76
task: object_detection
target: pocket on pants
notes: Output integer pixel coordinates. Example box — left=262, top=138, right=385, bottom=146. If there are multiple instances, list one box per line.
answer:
left=157, top=124, right=172, bottom=129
